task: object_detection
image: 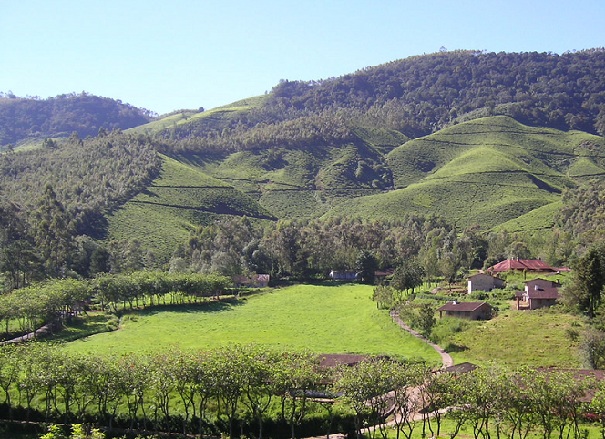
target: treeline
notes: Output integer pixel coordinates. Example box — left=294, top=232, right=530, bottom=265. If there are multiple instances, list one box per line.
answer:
left=267, top=49, right=605, bottom=136
left=0, top=345, right=601, bottom=439
left=0, top=130, right=161, bottom=224
left=170, top=216, right=564, bottom=283
left=159, top=49, right=605, bottom=156
left=159, top=110, right=360, bottom=155
left=0, top=92, right=153, bottom=147
left=0, top=272, right=230, bottom=338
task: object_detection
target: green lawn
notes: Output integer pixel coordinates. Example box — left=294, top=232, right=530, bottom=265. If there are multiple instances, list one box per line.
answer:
left=63, top=284, right=442, bottom=364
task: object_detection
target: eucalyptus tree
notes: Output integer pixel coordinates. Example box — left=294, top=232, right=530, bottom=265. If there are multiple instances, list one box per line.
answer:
left=390, top=362, right=431, bottom=439
left=590, top=379, right=605, bottom=439
left=238, top=346, right=282, bottom=439
left=530, top=369, right=591, bottom=439
left=463, top=366, right=510, bottom=439
left=273, top=350, right=323, bottom=439
left=335, top=357, right=398, bottom=439
left=31, top=184, right=75, bottom=278
left=118, top=354, right=151, bottom=430
left=208, top=346, right=247, bottom=438
left=0, top=344, right=22, bottom=419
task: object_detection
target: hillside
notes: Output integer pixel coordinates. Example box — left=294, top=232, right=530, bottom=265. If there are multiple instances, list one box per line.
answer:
left=0, top=92, right=153, bottom=148
left=323, top=116, right=605, bottom=229
left=107, top=155, right=274, bottom=259
left=3, top=50, right=605, bottom=274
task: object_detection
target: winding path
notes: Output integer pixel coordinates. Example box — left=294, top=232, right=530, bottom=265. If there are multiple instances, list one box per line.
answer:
left=390, top=310, right=453, bottom=368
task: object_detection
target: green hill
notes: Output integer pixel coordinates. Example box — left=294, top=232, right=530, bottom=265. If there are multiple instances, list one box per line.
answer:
left=323, top=116, right=605, bottom=230
left=0, top=92, right=152, bottom=148
left=107, top=155, right=274, bottom=259
left=107, top=116, right=605, bottom=261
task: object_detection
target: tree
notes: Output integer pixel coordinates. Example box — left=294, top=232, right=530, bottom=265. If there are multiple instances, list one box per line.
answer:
left=580, top=329, right=605, bottom=369
left=416, top=302, right=436, bottom=337
left=0, top=201, right=40, bottom=289
left=356, top=250, right=378, bottom=284
left=31, top=185, right=74, bottom=278
left=391, top=259, right=424, bottom=294
left=577, top=247, right=605, bottom=318
left=335, top=358, right=399, bottom=439
left=372, top=284, right=395, bottom=309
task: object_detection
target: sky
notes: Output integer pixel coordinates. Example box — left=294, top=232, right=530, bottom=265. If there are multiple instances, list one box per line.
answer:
left=1, top=0, right=604, bottom=115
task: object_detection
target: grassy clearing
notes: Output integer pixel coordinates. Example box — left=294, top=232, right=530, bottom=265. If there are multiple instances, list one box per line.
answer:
left=62, top=284, right=442, bottom=364
left=436, top=308, right=584, bottom=368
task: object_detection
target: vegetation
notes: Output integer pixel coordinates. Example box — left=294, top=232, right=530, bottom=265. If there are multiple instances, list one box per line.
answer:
left=63, top=283, right=439, bottom=359
left=0, top=92, right=152, bottom=148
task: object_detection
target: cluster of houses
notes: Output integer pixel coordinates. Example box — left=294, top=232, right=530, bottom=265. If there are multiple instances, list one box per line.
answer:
left=234, top=259, right=568, bottom=322
left=438, top=258, right=567, bottom=321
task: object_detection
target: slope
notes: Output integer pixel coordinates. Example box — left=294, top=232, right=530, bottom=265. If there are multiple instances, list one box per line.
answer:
left=107, top=155, right=274, bottom=261
left=323, top=116, right=605, bottom=230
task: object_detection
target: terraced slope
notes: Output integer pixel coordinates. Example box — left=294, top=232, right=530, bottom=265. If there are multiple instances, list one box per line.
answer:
left=107, top=155, right=273, bottom=259
left=324, top=116, right=605, bottom=229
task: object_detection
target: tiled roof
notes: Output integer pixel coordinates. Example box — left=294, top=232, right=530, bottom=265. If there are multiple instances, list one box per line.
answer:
left=526, top=288, right=560, bottom=300
left=438, top=301, right=489, bottom=312
left=488, top=259, right=557, bottom=272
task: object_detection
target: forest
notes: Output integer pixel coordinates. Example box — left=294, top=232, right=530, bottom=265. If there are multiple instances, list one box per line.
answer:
left=0, top=92, right=153, bottom=148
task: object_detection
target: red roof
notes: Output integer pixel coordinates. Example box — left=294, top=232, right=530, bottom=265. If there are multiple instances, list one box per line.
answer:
left=437, top=301, right=490, bottom=312
left=488, top=259, right=556, bottom=273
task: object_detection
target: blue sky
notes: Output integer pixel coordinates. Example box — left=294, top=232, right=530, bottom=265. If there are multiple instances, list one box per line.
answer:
left=1, top=0, right=604, bottom=115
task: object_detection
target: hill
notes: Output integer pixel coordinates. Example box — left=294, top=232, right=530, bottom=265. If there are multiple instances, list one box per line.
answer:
left=0, top=92, right=153, bottom=148
left=107, top=155, right=274, bottom=259
left=322, top=116, right=605, bottom=229
left=3, top=50, right=605, bottom=275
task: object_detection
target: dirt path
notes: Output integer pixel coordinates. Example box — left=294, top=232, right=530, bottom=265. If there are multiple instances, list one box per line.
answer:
left=390, top=310, right=453, bottom=368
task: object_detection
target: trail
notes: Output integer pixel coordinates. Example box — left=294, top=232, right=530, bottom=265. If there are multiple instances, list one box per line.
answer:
left=390, top=310, right=454, bottom=368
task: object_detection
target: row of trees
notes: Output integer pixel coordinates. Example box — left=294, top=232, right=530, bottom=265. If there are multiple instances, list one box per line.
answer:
left=0, top=345, right=603, bottom=439
left=170, top=215, right=564, bottom=284
left=0, top=272, right=231, bottom=338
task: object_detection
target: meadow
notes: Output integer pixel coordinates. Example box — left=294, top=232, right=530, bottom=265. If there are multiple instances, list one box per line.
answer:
left=62, top=283, right=442, bottom=363
left=434, top=308, right=584, bottom=368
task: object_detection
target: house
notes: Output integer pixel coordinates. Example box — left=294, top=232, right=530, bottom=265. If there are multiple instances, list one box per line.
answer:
left=525, top=278, right=561, bottom=291
left=515, top=278, right=560, bottom=310
left=374, top=269, right=394, bottom=283
left=467, top=273, right=505, bottom=294
left=232, top=273, right=270, bottom=288
left=437, top=301, right=493, bottom=320
left=487, top=259, right=557, bottom=274
left=329, top=270, right=358, bottom=281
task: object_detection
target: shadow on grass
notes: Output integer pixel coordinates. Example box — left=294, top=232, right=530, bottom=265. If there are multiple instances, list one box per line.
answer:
left=133, top=298, right=244, bottom=317
left=444, top=342, right=469, bottom=352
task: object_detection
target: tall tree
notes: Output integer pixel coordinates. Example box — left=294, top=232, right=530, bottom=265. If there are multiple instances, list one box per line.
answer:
left=31, top=185, right=74, bottom=278
left=356, top=250, right=378, bottom=284
left=574, top=246, right=605, bottom=318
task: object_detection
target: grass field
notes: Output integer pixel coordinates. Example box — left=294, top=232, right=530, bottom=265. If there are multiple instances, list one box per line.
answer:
left=62, top=284, right=442, bottom=364
left=438, top=308, right=585, bottom=368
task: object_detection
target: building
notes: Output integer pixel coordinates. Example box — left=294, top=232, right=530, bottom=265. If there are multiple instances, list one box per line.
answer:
left=515, top=278, right=560, bottom=310
left=329, top=270, right=358, bottom=281
left=232, top=273, right=270, bottom=288
left=467, top=273, right=505, bottom=294
left=437, top=301, right=493, bottom=320
left=487, top=259, right=557, bottom=274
